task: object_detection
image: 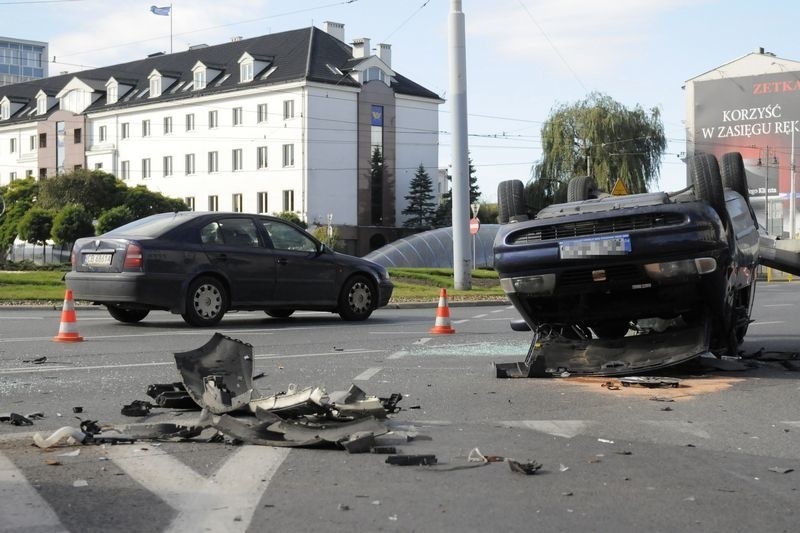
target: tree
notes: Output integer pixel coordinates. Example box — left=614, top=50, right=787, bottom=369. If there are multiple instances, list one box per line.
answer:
left=369, top=146, right=385, bottom=225
left=534, top=92, right=666, bottom=196
left=275, top=211, right=307, bottom=229
left=123, top=186, right=188, bottom=219
left=96, top=206, right=136, bottom=234
left=433, top=157, right=482, bottom=228
left=51, top=204, right=95, bottom=244
left=17, top=207, right=55, bottom=246
left=0, top=178, right=39, bottom=251
left=401, top=164, right=437, bottom=228
left=38, top=169, right=125, bottom=217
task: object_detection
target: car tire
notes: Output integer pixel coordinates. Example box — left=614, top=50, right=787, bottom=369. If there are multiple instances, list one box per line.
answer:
left=106, top=305, right=149, bottom=324
left=498, top=179, right=526, bottom=224
left=567, top=175, right=599, bottom=202
left=182, top=276, right=227, bottom=327
left=690, top=153, right=726, bottom=219
left=338, top=275, right=374, bottom=321
left=720, top=152, right=750, bottom=202
left=266, top=309, right=294, bottom=318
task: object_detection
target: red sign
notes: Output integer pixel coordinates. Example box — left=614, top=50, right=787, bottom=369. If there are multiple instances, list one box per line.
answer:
left=469, top=217, right=481, bottom=235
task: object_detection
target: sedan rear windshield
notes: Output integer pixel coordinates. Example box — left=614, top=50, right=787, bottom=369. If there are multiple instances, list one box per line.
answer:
left=105, top=212, right=193, bottom=238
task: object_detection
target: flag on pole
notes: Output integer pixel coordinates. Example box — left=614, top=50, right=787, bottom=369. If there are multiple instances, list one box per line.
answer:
left=150, top=5, right=171, bottom=16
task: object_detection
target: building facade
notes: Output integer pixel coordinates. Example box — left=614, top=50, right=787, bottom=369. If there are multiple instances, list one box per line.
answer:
left=0, top=24, right=441, bottom=254
left=0, top=37, right=48, bottom=87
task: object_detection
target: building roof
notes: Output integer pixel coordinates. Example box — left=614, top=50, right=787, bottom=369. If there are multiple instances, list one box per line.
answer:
left=0, top=26, right=441, bottom=125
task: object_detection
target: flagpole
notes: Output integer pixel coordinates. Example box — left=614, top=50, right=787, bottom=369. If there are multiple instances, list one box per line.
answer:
left=170, top=4, right=173, bottom=53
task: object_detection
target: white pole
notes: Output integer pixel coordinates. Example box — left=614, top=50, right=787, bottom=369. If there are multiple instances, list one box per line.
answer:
left=449, top=0, right=471, bottom=289
left=170, top=4, right=173, bottom=54
left=791, top=127, right=796, bottom=238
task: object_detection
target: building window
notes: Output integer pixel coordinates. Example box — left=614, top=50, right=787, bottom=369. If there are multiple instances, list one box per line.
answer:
left=107, top=84, right=118, bottom=104
left=142, top=158, right=151, bottom=179
left=257, top=103, right=268, bottom=123
left=208, top=151, right=218, bottom=173
left=208, top=195, right=218, bottom=211
left=240, top=62, right=253, bottom=83
left=257, top=146, right=267, bottom=169
left=232, top=107, right=242, bottom=126
left=73, top=128, right=82, bottom=144
left=257, top=192, right=268, bottom=213
left=185, top=196, right=195, bottom=211
left=185, top=153, right=196, bottom=175
left=282, top=144, right=294, bottom=167
left=10, top=138, right=16, bottom=153
left=232, top=149, right=243, bottom=171
left=95, top=163, right=103, bottom=170
left=164, top=116, right=173, bottom=134
left=9, top=171, right=17, bottom=181
left=26, top=170, right=33, bottom=177
left=29, top=135, right=35, bottom=151
left=149, top=77, right=161, bottom=98
left=74, top=164, right=82, bottom=171
left=121, top=160, right=130, bottom=180
left=208, top=110, right=218, bottom=128
left=98, top=125, right=106, bottom=142
left=194, top=69, right=206, bottom=90
left=37, top=97, right=46, bottom=115
left=39, top=168, right=47, bottom=180
left=283, top=99, right=294, bottom=119
left=282, top=189, right=294, bottom=211
left=141, top=120, right=150, bottom=137
left=39, top=132, right=47, bottom=148
left=185, top=113, right=195, bottom=131
left=232, top=193, right=243, bottom=212
left=163, top=156, right=173, bottom=177
left=0, top=101, right=8, bottom=120
left=121, top=122, right=130, bottom=139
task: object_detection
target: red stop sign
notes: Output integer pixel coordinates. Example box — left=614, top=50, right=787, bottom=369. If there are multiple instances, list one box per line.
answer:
left=469, top=217, right=481, bottom=235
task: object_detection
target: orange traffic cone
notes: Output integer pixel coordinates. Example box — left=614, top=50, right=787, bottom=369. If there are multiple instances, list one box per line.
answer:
left=429, top=288, right=455, bottom=334
left=53, top=289, right=83, bottom=342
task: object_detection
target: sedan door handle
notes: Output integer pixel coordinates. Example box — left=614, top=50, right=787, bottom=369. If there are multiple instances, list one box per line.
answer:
left=276, top=258, right=288, bottom=265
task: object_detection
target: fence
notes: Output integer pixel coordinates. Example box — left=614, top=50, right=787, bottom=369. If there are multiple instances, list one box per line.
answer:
left=5, top=241, right=72, bottom=265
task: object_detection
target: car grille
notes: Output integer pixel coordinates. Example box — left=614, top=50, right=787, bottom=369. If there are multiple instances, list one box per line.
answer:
left=559, top=264, right=643, bottom=287
left=508, top=213, right=686, bottom=244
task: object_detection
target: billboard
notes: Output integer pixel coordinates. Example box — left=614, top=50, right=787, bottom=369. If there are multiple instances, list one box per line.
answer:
left=694, top=72, right=800, bottom=233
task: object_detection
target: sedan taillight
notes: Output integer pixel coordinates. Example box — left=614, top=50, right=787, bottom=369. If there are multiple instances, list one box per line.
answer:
left=123, top=243, right=143, bottom=271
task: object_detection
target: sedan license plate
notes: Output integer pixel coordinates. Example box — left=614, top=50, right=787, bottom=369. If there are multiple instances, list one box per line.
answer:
left=83, top=253, right=113, bottom=266
left=559, top=234, right=631, bottom=259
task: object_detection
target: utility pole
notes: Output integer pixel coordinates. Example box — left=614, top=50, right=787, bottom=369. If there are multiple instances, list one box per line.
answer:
left=449, top=0, right=471, bottom=289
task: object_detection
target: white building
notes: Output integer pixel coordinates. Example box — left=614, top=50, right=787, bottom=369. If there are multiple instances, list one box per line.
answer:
left=0, top=23, right=442, bottom=254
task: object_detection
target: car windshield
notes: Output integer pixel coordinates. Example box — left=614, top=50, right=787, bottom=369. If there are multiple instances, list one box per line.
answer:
left=105, top=212, right=190, bottom=237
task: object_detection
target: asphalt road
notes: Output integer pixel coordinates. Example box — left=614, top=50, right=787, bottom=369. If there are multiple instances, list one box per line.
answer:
left=1, top=283, right=799, bottom=532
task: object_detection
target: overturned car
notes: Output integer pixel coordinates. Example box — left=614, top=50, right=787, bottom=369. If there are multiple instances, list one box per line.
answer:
left=493, top=152, right=766, bottom=377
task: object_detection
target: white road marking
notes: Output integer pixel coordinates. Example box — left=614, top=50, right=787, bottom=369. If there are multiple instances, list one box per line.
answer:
left=108, top=445, right=289, bottom=533
left=0, top=329, right=276, bottom=343
left=370, top=331, right=431, bottom=335
left=255, top=349, right=382, bottom=361
left=0, top=316, right=44, bottom=320
left=413, top=337, right=432, bottom=345
left=353, top=367, right=382, bottom=381
left=472, top=314, right=488, bottom=319
left=491, top=309, right=505, bottom=314
left=641, top=420, right=711, bottom=439
left=747, top=321, right=785, bottom=326
left=762, top=304, right=794, bottom=307
left=388, top=350, right=408, bottom=360
left=497, top=420, right=592, bottom=439
left=453, top=319, right=469, bottom=324
left=0, top=452, right=68, bottom=532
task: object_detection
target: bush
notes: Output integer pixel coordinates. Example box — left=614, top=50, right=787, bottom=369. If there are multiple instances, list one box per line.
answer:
left=17, top=207, right=55, bottom=245
left=275, top=211, right=307, bottom=229
left=96, top=205, right=136, bottom=234
left=51, top=204, right=95, bottom=244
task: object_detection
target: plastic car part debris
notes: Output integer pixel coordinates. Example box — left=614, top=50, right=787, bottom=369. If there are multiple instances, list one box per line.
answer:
left=619, top=376, right=681, bottom=388
left=27, top=412, right=44, bottom=420
left=507, top=459, right=542, bottom=475
left=173, top=333, right=255, bottom=414
left=386, top=454, right=438, bottom=466
left=23, top=356, right=48, bottom=364
left=649, top=396, right=675, bottom=402
left=250, top=384, right=329, bottom=419
left=342, top=431, right=376, bottom=454
left=379, top=393, right=403, bottom=414
left=327, top=384, right=393, bottom=419
left=121, top=400, right=154, bottom=417
left=33, top=426, right=87, bottom=448
left=146, top=382, right=200, bottom=409
left=371, top=446, right=397, bottom=454
left=768, top=467, right=794, bottom=474
left=72, top=406, right=83, bottom=413
left=0, top=413, right=34, bottom=426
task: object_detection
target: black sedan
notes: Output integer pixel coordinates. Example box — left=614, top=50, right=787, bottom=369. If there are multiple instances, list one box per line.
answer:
left=66, top=212, right=393, bottom=326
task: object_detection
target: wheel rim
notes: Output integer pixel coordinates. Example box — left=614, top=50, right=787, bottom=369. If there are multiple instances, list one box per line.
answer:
left=193, top=283, right=222, bottom=319
left=347, top=281, right=372, bottom=315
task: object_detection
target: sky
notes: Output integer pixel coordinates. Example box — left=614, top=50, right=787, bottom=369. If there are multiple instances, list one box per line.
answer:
left=4, top=0, right=800, bottom=201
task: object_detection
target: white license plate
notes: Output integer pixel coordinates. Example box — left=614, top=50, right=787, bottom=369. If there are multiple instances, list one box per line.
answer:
left=83, top=253, right=113, bottom=266
left=559, top=235, right=631, bottom=259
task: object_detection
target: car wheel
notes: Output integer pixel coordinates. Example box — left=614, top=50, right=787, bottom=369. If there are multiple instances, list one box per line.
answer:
left=720, top=152, right=750, bottom=202
left=498, top=179, right=527, bottom=224
left=567, top=175, right=599, bottom=202
left=591, top=322, right=630, bottom=339
left=690, top=153, right=726, bottom=219
left=182, top=276, right=227, bottom=327
left=266, top=309, right=294, bottom=318
left=338, top=275, right=374, bottom=321
left=106, top=305, right=149, bottom=324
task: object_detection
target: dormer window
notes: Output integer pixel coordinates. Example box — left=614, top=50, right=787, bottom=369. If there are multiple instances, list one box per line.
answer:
left=193, top=69, right=206, bottom=90
left=0, top=100, right=8, bottom=120
left=240, top=61, right=253, bottom=83
left=36, top=94, right=47, bottom=115
left=149, top=76, right=161, bottom=98
left=107, top=83, right=118, bottom=104
left=364, top=67, right=385, bottom=83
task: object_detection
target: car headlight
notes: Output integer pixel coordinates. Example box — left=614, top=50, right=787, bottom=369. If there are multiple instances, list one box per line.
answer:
left=644, top=257, right=716, bottom=280
left=500, top=274, right=556, bottom=295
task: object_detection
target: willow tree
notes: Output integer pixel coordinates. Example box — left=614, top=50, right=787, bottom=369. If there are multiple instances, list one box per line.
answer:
left=534, top=92, right=667, bottom=195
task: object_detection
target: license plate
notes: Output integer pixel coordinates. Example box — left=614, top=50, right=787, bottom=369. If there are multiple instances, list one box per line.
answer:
left=83, top=253, right=113, bottom=266
left=559, top=234, right=631, bottom=259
